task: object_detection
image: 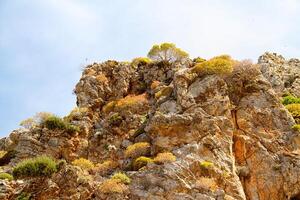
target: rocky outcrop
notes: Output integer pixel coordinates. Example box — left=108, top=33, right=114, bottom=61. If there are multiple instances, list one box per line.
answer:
left=1, top=53, right=300, bottom=200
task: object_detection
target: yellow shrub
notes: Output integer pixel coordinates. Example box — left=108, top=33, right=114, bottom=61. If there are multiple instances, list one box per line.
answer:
left=0, top=151, right=7, bottom=159
left=125, top=142, right=150, bottom=158
left=192, top=54, right=234, bottom=75
left=286, top=104, right=300, bottom=118
left=96, top=160, right=118, bottom=173
left=154, top=87, right=173, bottom=99
left=102, top=101, right=117, bottom=113
left=199, top=161, right=214, bottom=169
left=99, top=179, right=127, bottom=194
left=111, top=172, right=131, bottom=184
left=115, top=94, right=148, bottom=109
left=133, top=156, right=153, bottom=170
left=154, top=152, right=176, bottom=164
left=72, top=158, right=94, bottom=170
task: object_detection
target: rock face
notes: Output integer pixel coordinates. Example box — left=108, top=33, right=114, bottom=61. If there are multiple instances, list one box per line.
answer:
left=1, top=53, right=300, bottom=200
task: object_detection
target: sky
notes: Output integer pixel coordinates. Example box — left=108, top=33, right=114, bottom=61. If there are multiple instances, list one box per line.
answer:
left=0, top=0, right=300, bottom=137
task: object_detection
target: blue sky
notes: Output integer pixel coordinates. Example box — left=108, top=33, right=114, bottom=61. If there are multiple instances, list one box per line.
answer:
left=0, top=0, right=300, bottom=137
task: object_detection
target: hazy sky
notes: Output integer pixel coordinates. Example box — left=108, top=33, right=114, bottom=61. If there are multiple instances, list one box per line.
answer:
left=1, top=0, right=300, bottom=137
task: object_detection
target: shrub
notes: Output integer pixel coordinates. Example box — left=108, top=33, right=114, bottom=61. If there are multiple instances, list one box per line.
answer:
left=196, top=177, right=217, bottom=191
left=147, top=43, right=189, bottom=63
left=115, top=94, right=148, bottom=109
left=102, top=101, right=117, bottom=113
left=132, top=57, right=152, bottom=67
left=72, top=158, right=94, bottom=170
left=285, top=104, right=300, bottom=118
left=292, top=124, right=300, bottom=132
left=43, top=116, right=66, bottom=130
left=199, top=161, right=214, bottom=169
left=111, top=172, right=131, bottom=184
left=95, top=160, right=118, bottom=174
left=0, top=151, right=7, bottom=159
left=154, top=152, right=176, bottom=164
left=42, top=115, right=80, bottom=134
left=0, top=172, right=13, bottom=181
left=192, top=54, right=234, bottom=75
left=109, top=113, right=123, bottom=125
left=65, top=124, right=80, bottom=134
left=13, top=156, right=57, bottom=178
left=282, top=95, right=300, bottom=105
left=20, top=112, right=53, bottom=129
left=125, top=142, right=150, bottom=158
left=133, top=156, right=153, bottom=170
left=154, top=87, right=173, bottom=99
left=99, top=179, right=127, bottom=194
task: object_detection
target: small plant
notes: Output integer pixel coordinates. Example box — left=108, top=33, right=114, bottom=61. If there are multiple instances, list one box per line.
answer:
left=111, top=172, right=131, bottom=184
left=96, top=160, right=118, bottom=174
left=192, top=54, right=234, bottom=75
left=125, top=142, right=150, bottom=159
left=292, top=124, right=300, bottom=132
left=132, top=57, right=152, bottom=67
left=154, top=152, right=176, bottom=164
left=72, top=158, right=94, bottom=170
left=282, top=95, right=300, bottom=105
left=0, top=172, right=13, bottom=181
left=285, top=104, right=300, bottom=120
left=99, top=179, right=127, bottom=194
left=195, top=177, right=217, bottom=191
left=16, top=193, right=31, bottom=200
left=13, top=156, right=57, bottom=178
left=109, top=113, right=123, bottom=125
left=199, top=161, right=214, bottom=169
left=133, top=156, right=153, bottom=170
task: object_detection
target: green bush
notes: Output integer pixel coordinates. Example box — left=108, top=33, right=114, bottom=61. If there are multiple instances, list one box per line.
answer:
left=0, top=172, right=13, bottom=181
left=282, top=95, right=300, bottom=105
left=72, top=158, right=94, bottom=170
left=192, top=55, right=234, bottom=75
left=43, top=116, right=66, bottom=130
left=133, top=156, right=153, bottom=170
left=42, top=115, right=79, bottom=134
left=111, top=172, right=131, bottom=184
left=13, top=156, right=57, bottom=179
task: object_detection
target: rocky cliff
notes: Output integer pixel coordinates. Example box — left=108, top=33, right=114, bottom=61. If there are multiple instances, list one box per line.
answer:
left=1, top=52, right=300, bottom=200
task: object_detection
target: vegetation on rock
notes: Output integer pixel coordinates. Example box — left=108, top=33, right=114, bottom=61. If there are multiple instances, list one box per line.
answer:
left=111, top=172, right=131, bottom=184
left=72, top=158, right=94, bottom=170
left=0, top=172, right=13, bottom=181
left=125, top=142, right=151, bottom=158
left=192, top=54, right=234, bottom=75
left=133, top=156, right=153, bottom=170
left=282, top=95, right=300, bottom=105
left=153, top=152, right=176, bottom=164
left=13, top=156, right=57, bottom=178
left=147, top=42, right=189, bottom=63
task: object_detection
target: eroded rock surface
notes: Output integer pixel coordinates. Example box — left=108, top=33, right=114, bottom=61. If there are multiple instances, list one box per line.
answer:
left=1, top=54, right=300, bottom=200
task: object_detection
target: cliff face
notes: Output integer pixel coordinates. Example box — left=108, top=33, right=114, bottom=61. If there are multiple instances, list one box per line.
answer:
left=1, top=53, right=300, bottom=200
